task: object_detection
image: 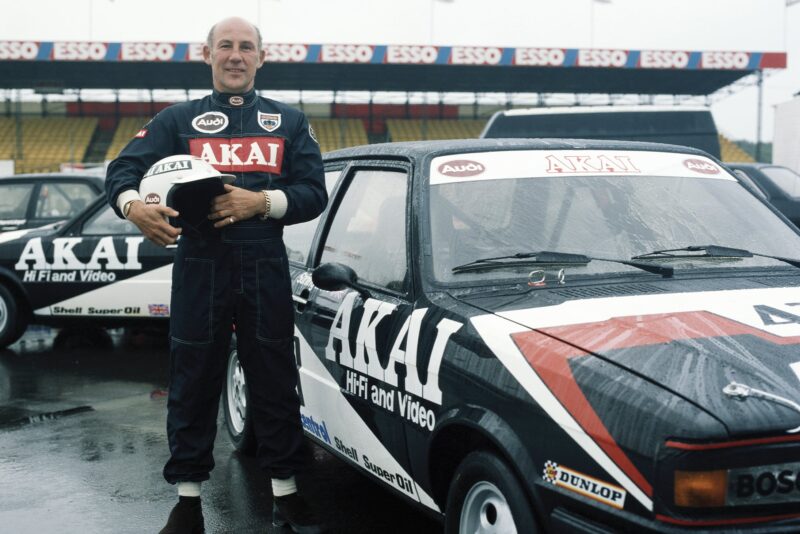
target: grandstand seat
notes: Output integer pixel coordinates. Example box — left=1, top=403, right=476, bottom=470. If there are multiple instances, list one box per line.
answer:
left=309, top=119, right=368, bottom=153
left=386, top=119, right=484, bottom=142
left=5, top=117, right=98, bottom=174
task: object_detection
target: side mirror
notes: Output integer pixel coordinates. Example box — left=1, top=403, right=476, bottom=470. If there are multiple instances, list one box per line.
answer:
left=312, top=262, right=370, bottom=299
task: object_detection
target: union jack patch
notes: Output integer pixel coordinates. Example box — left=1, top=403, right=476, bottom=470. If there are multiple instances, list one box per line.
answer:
left=148, top=304, right=169, bottom=316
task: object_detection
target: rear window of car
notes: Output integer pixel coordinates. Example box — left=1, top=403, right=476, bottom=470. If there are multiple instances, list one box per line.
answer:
left=761, top=166, right=800, bottom=198
left=34, top=181, right=97, bottom=219
left=0, top=183, right=34, bottom=219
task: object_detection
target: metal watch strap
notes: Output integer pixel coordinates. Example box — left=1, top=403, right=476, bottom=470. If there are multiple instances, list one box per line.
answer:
left=123, top=199, right=136, bottom=219
left=259, top=190, right=271, bottom=221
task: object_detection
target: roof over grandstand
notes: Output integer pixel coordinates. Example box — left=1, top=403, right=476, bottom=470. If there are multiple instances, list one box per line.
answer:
left=0, top=42, right=787, bottom=95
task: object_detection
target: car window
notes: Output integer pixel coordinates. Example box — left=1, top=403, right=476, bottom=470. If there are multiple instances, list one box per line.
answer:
left=0, top=183, right=34, bottom=219
left=34, top=182, right=97, bottom=219
left=82, top=203, right=138, bottom=235
left=760, top=166, right=800, bottom=198
left=731, top=169, right=768, bottom=200
left=429, top=172, right=800, bottom=282
left=319, top=169, right=408, bottom=291
left=283, top=170, right=342, bottom=264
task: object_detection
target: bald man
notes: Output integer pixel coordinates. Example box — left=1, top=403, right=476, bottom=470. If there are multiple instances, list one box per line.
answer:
left=106, top=17, right=327, bottom=534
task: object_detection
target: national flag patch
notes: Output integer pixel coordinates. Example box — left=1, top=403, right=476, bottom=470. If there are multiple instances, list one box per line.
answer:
left=258, top=112, right=281, bottom=132
left=148, top=304, right=169, bottom=316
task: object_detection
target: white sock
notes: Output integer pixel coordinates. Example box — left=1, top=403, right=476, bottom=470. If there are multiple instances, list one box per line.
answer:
left=271, top=476, right=297, bottom=497
left=177, top=481, right=201, bottom=498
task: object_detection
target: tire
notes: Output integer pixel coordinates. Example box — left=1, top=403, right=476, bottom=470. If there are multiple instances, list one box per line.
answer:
left=223, top=335, right=256, bottom=454
left=0, top=284, right=26, bottom=349
left=445, top=451, right=539, bottom=534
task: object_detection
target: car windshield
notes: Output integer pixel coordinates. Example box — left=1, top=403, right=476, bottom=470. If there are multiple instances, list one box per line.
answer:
left=427, top=150, right=800, bottom=283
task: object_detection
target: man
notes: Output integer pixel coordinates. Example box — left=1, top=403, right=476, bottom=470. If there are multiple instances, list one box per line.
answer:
left=105, top=17, right=327, bottom=534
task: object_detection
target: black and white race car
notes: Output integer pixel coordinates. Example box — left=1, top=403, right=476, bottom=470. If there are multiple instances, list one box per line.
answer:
left=219, top=139, right=800, bottom=532
left=0, top=196, right=173, bottom=346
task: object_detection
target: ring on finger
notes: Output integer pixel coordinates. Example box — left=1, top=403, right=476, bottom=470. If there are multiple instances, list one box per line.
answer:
left=229, top=216, right=235, bottom=224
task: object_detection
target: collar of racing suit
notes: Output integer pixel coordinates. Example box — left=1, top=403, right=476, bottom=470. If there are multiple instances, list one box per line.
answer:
left=210, top=88, right=258, bottom=109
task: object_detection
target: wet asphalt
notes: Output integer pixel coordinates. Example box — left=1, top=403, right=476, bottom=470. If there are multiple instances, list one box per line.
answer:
left=0, top=326, right=442, bottom=534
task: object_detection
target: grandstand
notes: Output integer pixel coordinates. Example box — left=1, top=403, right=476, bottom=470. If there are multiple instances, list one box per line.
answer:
left=0, top=116, right=98, bottom=174
left=719, top=134, right=755, bottom=163
left=309, top=119, right=368, bottom=154
left=105, top=117, right=151, bottom=162
left=0, top=107, right=760, bottom=173
left=385, top=119, right=485, bottom=142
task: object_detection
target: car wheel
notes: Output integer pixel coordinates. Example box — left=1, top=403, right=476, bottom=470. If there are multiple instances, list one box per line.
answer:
left=0, top=284, right=26, bottom=349
left=445, top=451, right=538, bottom=534
left=223, top=337, right=256, bottom=454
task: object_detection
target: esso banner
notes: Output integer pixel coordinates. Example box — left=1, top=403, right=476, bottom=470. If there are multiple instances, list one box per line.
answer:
left=119, top=43, right=176, bottom=62
left=0, top=41, right=39, bottom=60
left=0, top=41, right=787, bottom=70
left=320, top=44, right=375, bottom=63
left=386, top=45, right=440, bottom=65
left=264, top=44, right=309, bottom=63
left=515, top=48, right=567, bottom=67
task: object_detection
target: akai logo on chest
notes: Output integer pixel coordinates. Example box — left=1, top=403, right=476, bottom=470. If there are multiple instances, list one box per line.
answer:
left=189, top=137, right=284, bottom=173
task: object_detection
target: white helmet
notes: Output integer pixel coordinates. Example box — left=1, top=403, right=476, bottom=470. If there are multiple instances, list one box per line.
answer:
left=139, top=155, right=235, bottom=235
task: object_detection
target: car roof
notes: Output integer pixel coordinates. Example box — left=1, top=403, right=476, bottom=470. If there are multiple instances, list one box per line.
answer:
left=323, top=138, right=714, bottom=162
left=726, top=162, right=780, bottom=170
left=498, top=105, right=711, bottom=117
left=0, top=173, right=105, bottom=183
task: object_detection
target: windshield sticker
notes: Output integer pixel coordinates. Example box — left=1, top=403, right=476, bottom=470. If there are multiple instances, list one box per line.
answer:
left=438, top=159, right=485, bottom=177
left=683, top=158, right=720, bottom=174
left=430, top=150, right=737, bottom=184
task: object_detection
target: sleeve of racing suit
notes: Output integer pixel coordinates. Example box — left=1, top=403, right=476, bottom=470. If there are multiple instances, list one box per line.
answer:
left=278, top=113, right=328, bottom=226
left=105, top=111, right=179, bottom=219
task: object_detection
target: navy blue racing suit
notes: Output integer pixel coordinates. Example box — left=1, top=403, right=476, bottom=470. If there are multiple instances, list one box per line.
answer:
left=106, top=88, right=327, bottom=483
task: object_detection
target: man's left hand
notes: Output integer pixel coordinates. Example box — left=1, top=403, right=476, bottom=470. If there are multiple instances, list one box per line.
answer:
left=209, top=184, right=264, bottom=227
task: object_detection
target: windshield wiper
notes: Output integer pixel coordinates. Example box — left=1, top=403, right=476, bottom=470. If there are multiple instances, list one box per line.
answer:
left=632, top=245, right=800, bottom=269
left=451, top=250, right=673, bottom=277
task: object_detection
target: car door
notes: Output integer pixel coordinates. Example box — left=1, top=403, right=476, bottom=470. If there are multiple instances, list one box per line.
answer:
left=16, top=200, right=174, bottom=319
left=293, top=162, right=433, bottom=503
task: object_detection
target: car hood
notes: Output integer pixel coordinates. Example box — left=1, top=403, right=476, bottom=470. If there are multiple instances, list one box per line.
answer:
left=467, top=285, right=800, bottom=437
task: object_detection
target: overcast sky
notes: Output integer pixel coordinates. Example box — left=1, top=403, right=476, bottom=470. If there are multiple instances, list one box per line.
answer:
left=1, top=0, right=798, bottom=142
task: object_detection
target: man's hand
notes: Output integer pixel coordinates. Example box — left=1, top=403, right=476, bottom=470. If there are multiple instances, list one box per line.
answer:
left=209, top=184, right=264, bottom=228
left=127, top=201, right=182, bottom=247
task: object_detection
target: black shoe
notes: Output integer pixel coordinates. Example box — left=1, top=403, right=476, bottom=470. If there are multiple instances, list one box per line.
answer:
left=272, top=493, right=325, bottom=534
left=159, top=496, right=205, bottom=534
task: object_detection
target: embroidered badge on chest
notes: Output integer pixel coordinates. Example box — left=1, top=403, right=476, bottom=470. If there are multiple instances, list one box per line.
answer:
left=229, top=96, right=244, bottom=106
left=258, top=112, right=282, bottom=132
